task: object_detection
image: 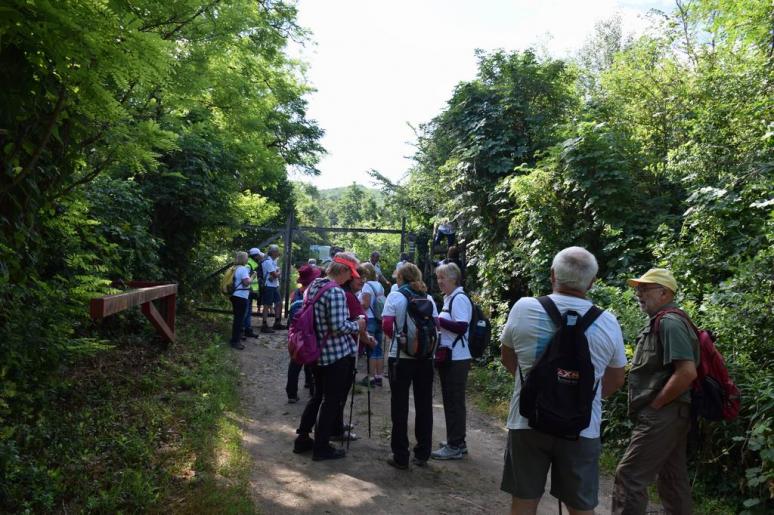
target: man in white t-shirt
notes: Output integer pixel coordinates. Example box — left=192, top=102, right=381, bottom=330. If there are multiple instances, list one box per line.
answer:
left=260, top=245, right=283, bottom=333
left=499, top=246, right=627, bottom=515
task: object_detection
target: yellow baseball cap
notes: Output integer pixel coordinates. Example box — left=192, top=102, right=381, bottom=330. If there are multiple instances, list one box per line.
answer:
left=627, top=268, right=678, bottom=293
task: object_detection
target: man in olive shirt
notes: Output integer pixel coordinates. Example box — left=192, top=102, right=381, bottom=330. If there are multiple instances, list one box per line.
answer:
left=612, top=268, right=699, bottom=514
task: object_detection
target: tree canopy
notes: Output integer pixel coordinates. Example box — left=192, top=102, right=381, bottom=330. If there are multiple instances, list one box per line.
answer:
left=0, top=2, right=323, bottom=509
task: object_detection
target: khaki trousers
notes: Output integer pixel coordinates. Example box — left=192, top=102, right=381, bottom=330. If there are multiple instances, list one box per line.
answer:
left=612, top=402, right=693, bottom=515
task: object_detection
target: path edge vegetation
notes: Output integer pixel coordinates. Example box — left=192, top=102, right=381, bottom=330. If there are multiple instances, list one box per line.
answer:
left=2, top=312, right=255, bottom=513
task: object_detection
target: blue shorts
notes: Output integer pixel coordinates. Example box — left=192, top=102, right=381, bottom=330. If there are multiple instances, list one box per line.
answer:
left=261, top=286, right=280, bottom=305
left=366, top=318, right=384, bottom=359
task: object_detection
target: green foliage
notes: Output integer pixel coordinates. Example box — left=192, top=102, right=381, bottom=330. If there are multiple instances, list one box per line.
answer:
left=397, top=1, right=773, bottom=510
left=1, top=1, right=319, bottom=510
left=291, top=182, right=405, bottom=268
left=468, top=361, right=514, bottom=421
left=0, top=315, right=253, bottom=513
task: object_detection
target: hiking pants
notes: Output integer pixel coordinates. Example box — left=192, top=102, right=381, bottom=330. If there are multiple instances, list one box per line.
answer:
left=229, top=296, right=248, bottom=344
left=243, top=291, right=257, bottom=332
left=298, top=356, right=354, bottom=452
left=286, top=361, right=314, bottom=399
left=388, top=357, right=434, bottom=465
left=612, top=403, right=693, bottom=515
left=438, top=359, right=470, bottom=447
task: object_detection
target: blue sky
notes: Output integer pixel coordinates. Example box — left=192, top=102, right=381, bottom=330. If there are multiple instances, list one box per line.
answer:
left=288, top=0, right=674, bottom=190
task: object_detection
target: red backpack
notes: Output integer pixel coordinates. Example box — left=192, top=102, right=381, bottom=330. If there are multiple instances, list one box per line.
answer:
left=653, top=308, right=740, bottom=421
left=287, top=281, right=337, bottom=365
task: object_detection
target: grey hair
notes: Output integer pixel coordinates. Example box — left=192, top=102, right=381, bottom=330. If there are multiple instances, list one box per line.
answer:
left=234, top=251, right=249, bottom=266
left=551, top=247, right=598, bottom=291
left=435, top=262, right=462, bottom=287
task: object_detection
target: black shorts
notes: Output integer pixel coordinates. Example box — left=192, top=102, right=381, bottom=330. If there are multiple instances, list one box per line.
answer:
left=261, top=286, right=280, bottom=305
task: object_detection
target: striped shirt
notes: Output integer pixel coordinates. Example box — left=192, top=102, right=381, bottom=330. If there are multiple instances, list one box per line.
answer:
left=306, top=278, right=359, bottom=366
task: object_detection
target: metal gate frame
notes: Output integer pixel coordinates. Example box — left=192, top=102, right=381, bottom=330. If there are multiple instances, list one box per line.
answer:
left=245, top=213, right=411, bottom=318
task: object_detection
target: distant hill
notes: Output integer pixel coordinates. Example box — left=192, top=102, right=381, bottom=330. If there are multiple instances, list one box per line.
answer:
left=319, top=185, right=386, bottom=204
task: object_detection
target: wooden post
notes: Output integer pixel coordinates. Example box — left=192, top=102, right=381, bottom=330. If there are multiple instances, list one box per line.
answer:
left=400, top=217, right=407, bottom=256
left=281, top=212, right=293, bottom=321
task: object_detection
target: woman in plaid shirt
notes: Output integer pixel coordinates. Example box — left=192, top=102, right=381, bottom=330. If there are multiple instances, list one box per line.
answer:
left=294, top=252, right=366, bottom=461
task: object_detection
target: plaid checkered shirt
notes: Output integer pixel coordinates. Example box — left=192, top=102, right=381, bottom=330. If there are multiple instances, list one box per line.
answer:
left=306, top=278, right=359, bottom=366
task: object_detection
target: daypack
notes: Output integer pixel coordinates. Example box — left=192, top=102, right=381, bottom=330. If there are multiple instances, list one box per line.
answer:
left=366, top=282, right=386, bottom=321
left=448, top=293, right=492, bottom=358
left=287, top=289, right=304, bottom=322
left=287, top=281, right=338, bottom=365
left=519, top=296, right=603, bottom=440
left=653, top=308, right=740, bottom=422
left=220, top=265, right=246, bottom=296
left=395, top=288, right=438, bottom=359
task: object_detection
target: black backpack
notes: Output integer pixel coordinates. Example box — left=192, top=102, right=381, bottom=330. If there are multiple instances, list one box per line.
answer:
left=395, top=288, right=438, bottom=359
left=519, top=296, right=603, bottom=440
left=448, top=294, right=492, bottom=358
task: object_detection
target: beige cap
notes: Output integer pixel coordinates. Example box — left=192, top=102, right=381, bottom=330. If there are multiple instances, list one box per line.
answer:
left=627, top=268, right=678, bottom=293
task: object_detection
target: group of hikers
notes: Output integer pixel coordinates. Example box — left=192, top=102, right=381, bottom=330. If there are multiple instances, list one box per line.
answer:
left=226, top=245, right=285, bottom=350
left=227, top=243, right=704, bottom=514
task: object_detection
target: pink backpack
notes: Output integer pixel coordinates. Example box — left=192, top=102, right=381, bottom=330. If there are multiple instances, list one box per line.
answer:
left=287, top=281, right=337, bottom=365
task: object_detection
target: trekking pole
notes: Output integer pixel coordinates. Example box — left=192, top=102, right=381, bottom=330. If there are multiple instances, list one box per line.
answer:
left=346, top=361, right=357, bottom=451
left=366, top=351, right=372, bottom=438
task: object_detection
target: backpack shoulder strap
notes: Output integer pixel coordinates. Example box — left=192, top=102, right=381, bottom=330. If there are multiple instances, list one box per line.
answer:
left=461, top=293, right=474, bottom=322
left=306, top=281, right=337, bottom=306
left=536, top=296, right=562, bottom=327
left=577, top=305, right=604, bottom=333
left=653, top=307, right=699, bottom=337
left=446, top=293, right=469, bottom=348
left=367, top=282, right=378, bottom=309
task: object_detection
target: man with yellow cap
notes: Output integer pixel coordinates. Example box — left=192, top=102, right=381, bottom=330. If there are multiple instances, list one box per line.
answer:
left=612, top=268, right=700, bottom=514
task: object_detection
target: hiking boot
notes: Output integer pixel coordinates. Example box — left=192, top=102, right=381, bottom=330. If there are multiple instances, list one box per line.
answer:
left=230, top=341, right=245, bottom=350
left=293, top=435, right=314, bottom=454
left=358, top=376, right=372, bottom=387
left=372, top=377, right=383, bottom=387
left=244, top=330, right=258, bottom=338
left=312, top=446, right=346, bottom=461
left=411, top=457, right=428, bottom=467
left=439, top=441, right=468, bottom=455
left=330, top=430, right=359, bottom=442
left=287, top=396, right=300, bottom=404
left=431, top=444, right=464, bottom=460
left=273, top=322, right=287, bottom=330
left=260, top=325, right=275, bottom=334
left=386, top=457, right=408, bottom=470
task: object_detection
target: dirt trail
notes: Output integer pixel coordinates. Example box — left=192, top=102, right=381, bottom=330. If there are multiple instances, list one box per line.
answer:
left=235, top=330, right=616, bottom=514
